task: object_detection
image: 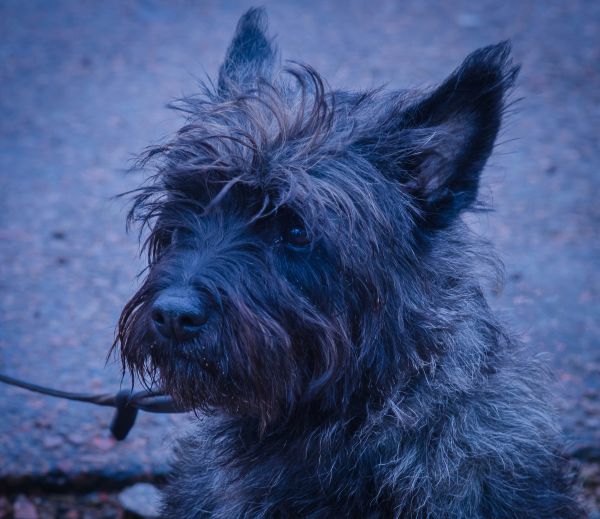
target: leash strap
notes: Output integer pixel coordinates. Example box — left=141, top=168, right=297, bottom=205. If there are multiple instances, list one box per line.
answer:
left=0, top=372, right=186, bottom=440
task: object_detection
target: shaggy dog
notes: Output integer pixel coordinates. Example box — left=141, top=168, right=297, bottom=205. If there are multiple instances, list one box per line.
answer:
left=115, top=8, right=582, bottom=518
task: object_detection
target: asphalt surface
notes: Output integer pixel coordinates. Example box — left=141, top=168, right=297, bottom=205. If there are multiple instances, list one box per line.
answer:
left=0, top=0, right=598, bottom=510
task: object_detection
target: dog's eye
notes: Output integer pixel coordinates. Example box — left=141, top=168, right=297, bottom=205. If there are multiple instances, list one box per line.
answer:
left=284, top=226, right=310, bottom=247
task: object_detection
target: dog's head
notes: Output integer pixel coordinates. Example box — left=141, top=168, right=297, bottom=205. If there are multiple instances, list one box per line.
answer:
left=115, top=8, right=517, bottom=427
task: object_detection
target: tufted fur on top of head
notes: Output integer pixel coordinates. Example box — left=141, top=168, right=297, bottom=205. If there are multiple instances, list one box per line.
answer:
left=130, top=7, right=519, bottom=246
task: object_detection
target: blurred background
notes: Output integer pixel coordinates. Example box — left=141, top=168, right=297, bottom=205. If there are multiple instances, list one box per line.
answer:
left=1, top=0, right=598, bottom=516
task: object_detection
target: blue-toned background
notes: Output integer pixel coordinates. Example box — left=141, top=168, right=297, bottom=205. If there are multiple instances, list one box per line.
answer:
left=1, top=0, right=598, bottom=515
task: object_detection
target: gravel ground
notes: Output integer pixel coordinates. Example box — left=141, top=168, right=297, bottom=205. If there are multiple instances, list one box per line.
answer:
left=1, top=0, right=598, bottom=516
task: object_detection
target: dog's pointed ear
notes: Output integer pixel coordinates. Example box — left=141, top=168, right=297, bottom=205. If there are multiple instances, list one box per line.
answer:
left=218, top=8, right=277, bottom=97
left=380, top=42, right=519, bottom=228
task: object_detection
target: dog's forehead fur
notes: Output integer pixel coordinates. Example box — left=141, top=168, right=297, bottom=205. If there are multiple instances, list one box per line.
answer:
left=130, top=66, right=420, bottom=261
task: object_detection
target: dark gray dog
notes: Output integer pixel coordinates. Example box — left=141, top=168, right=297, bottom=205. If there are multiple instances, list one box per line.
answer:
left=115, top=8, right=582, bottom=518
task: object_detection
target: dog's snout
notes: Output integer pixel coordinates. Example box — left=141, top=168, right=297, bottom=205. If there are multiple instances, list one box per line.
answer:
left=151, top=291, right=208, bottom=342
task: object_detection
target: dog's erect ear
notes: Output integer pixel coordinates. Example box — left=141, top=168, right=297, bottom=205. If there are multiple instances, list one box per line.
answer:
left=218, top=8, right=277, bottom=96
left=374, top=42, right=519, bottom=228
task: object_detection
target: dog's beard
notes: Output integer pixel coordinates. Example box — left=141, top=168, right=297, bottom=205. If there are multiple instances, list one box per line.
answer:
left=116, top=266, right=359, bottom=431
left=152, top=348, right=299, bottom=430
left=148, top=331, right=237, bottom=412
left=119, top=301, right=307, bottom=428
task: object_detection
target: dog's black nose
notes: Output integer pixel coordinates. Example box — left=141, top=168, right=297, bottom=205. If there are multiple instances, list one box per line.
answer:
left=151, top=291, right=208, bottom=342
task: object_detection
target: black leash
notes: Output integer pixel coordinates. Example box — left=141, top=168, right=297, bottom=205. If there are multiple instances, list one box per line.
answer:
left=0, top=372, right=186, bottom=440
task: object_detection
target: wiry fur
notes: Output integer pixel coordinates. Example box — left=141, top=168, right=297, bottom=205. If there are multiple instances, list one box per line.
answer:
left=115, top=8, right=583, bottom=518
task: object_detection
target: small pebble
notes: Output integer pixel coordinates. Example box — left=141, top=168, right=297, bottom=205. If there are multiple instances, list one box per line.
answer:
left=118, top=483, right=161, bottom=518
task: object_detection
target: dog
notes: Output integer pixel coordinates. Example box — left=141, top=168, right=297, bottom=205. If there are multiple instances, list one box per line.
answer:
left=115, top=8, right=582, bottom=518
